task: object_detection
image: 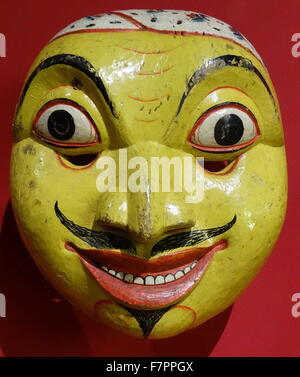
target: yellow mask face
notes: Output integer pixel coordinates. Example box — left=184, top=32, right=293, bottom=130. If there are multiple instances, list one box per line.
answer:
left=10, top=10, right=287, bottom=339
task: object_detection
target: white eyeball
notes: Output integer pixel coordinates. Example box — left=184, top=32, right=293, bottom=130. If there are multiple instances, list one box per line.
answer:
left=190, top=104, right=258, bottom=151
left=33, top=100, right=99, bottom=146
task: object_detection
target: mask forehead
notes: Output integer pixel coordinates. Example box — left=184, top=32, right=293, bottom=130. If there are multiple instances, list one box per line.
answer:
left=16, top=31, right=282, bottom=147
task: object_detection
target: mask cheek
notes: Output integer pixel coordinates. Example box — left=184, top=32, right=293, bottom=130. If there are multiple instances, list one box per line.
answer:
left=94, top=300, right=144, bottom=338
left=148, top=305, right=196, bottom=339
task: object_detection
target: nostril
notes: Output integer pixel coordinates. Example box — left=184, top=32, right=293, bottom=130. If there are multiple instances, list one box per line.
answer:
left=94, top=220, right=128, bottom=234
left=204, top=160, right=229, bottom=172
left=165, top=227, right=190, bottom=234
left=62, top=153, right=98, bottom=166
left=165, top=222, right=194, bottom=234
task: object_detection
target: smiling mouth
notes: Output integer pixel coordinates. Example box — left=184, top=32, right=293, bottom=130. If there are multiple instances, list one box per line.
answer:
left=57, top=203, right=236, bottom=309
left=65, top=239, right=228, bottom=309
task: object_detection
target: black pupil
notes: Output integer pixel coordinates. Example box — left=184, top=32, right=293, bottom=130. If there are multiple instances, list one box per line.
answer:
left=214, top=114, right=244, bottom=145
left=47, top=110, right=75, bottom=141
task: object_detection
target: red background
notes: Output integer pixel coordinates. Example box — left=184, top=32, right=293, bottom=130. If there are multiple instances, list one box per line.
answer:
left=0, top=0, right=299, bottom=357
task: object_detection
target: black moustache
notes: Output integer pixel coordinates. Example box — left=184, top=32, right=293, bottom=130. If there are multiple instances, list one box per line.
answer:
left=54, top=202, right=236, bottom=256
left=55, top=202, right=136, bottom=253
left=151, top=215, right=236, bottom=256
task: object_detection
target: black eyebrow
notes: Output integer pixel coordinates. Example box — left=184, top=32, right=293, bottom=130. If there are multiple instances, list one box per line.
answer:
left=176, top=54, right=273, bottom=116
left=18, top=54, right=116, bottom=118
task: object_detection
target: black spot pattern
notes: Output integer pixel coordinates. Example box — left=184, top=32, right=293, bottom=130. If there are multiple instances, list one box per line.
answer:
left=53, top=10, right=258, bottom=60
left=229, top=26, right=244, bottom=40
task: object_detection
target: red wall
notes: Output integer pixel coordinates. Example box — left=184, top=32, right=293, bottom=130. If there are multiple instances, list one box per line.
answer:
left=0, top=0, right=299, bottom=356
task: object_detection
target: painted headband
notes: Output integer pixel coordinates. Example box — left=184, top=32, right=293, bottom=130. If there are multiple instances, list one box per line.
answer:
left=52, top=9, right=262, bottom=61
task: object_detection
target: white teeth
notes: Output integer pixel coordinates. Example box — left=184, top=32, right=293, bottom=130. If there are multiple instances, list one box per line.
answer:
left=100, top=260, right=198, bottom=285
left=116, top=272, right=124, bottom=280
left=175, top=271, right=184, bottom=279
left=155, top=275, right=165, bottom=285
left=145, top=276, right=155, bottom=285
left=124, top=273, right=134, bottom=283
left=165, top=274, right=175, bottom=283
left=184, top=266, right=191, bottom=274
left=133, top=277, right=144, bottom=285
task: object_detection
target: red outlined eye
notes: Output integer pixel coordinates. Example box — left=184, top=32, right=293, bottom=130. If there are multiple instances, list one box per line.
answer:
left=188, top=103, right=259, bottom=152
left=33, top=100, right=100, bottom=147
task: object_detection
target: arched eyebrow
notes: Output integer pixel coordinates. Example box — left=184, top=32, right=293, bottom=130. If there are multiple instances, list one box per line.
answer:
left=18, top=54, right=116, bottom=118
left=176, top=54, right=273, bottom=116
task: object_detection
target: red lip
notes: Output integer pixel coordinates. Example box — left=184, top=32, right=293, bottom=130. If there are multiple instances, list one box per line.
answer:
left=65, top=240, right=227, bottom=309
